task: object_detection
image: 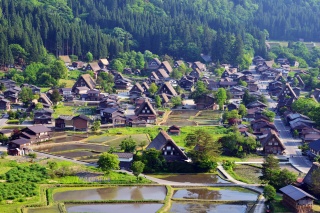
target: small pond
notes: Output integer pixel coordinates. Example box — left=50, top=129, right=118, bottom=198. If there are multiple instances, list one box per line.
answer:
left=151, top=173, right=230, bottom=184
left=66, top=203, right=163, bottom=213
left=170, top=202, right=247, bottom=213
left=53, top=186, right=166, bottom=201
left=172, top=187, right=258, bottom=201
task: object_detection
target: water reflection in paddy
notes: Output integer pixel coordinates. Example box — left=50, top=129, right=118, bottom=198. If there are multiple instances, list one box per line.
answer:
left=172, top=187, right=258, bottom=201
left=170, top=202, right=247, bottom=213
left=66, top=203, right=163, bottom=213
left=151, top=173, right=230, bottom=184
left=53, top=186, right=166, bottom=201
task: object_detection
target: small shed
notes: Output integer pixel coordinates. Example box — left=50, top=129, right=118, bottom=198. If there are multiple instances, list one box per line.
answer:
left=114, top=152, right=133, bottom=169
left=168, top=125, right=180, bottom=135
left=280, top=185, right=316, bottom=213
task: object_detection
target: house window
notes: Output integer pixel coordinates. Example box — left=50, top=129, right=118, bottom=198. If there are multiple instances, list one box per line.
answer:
left=145, top=107, right=147, bottom=109
left=164, top=151, right=167, bottom=155
left=274, top=143, right=278, bottom=145
left=142, top=110, right=145, bottom=113
left=163, top=148, right=165, bottom=150
left=147, top=110, right=150, bottom=113
left=268, top=142, right=272, bottom=145
left=167, top=146, right=171, bottom=151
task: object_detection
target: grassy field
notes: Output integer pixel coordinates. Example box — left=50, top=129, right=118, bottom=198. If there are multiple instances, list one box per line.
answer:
left=68, top=70, right=82, bottom=80
left=52, top=104, right=76, bottom=118
left=59, top=79, right=75, bottom=88
left=40, top=87, right=50, bottom=93
left=232, top=165, right=262, bottom=184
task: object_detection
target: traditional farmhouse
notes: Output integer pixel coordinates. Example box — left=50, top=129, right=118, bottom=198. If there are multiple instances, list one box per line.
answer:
left=33, top=109, right=53, bottom=124
left=98, top=58, right=109, bottom=69
left=135, top=100, right=157, bottom=124
left=72, top=74, right=96, bottom=92
left=146, top=130, right=188, bottom=161
left=168, top=125, right=180, bottom=135
left=159, top=61, right=173, bottom=75
left=114, top=152, right=134, bottom=169
left=0, top=98, right=10, bottom=111
left=72, top=115, right=91, bottom=131
left=147, top=58, right=161, bottom=70
left=195, top=94, right=216, bottom=110
left=192, top=61, right=206, bottom=72
left=55, top=116, right=74, bottom=130
left=59, top=55, right=71, bottom=65
left=279, top=185, right=316, bottom=213
left=20, top=125, right=52, bottom=143
left=7, top=138, right=31, bottom=156
left=157, top=82, right=177, bottom=97
left=260, top=130, right=285, bottom=154
left=100, top=108, right=124, bottom=124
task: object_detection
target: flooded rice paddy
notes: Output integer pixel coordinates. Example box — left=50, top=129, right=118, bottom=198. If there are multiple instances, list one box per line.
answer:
left=65, top=203, right=163, bottom=213
left=169, top=202, right=248, bottom=213
left=151, top=173, right=230, bottom=184
left=172, top=187, right=258, bottom=201
left=53, top=186, right=167, bottom=201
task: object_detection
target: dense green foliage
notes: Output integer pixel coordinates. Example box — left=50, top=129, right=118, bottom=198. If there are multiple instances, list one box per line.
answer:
left=97, top=153, right=120, bottom=172
left=260, top=155, right=297, bottom=189
left=0, top=182, right=37, bottom=201
left=1, top=164, right=48, bottom=183
left=120, top=136, right=137, bottom=152
left=291, top=98, right=320, bottom=128
left=220, top=131, right=257, bottom=157
left=1, top=0, right=320, bottom=69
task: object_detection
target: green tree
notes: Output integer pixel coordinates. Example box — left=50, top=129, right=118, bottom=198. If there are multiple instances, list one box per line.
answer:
left=131, top=161, right=145, bottom=179
left=171, top=96, right=182, bottom=107
left=51, top=89, right=62, bottom=104
left=97, top=152, right=120, bottom=173
left=120, top=136, right=136, bottom=152
left=35, top=103, right=44, bottom=110
left=260, top=155, right=280, bottom=182
left=216, top=88, right=227, bottom=109
left=187, top=129, right=221, bottom=170
left=264, top=185, right=276, bottom=201
left=148, top=83, right=158, bottom=95
left=86, top=52, right=93, bottom=62
left=141, top=148, right=166, bottom=173
left=190, top=81, right=208, bottom=102
left=111, top=59, right=124, bottom=72
left=262, top=110, right=276, bottom=122
left=19, top=87, right=33, bottom=105
left=222, top=110, right=241, bottom=122
left=91, top=120, right=101, bottom=132
left=310, top=169, right=320, bottom=195
left=154, top=95, right=162, bottom=108
left=238, top=104, right=247, bottom=117
left=239, top=80, right=248, bottom=87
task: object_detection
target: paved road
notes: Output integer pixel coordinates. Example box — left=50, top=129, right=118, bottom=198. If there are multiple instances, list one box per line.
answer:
left=0, top=118, right=8, bottom=126
left=252, top=66, right=312, bottom=174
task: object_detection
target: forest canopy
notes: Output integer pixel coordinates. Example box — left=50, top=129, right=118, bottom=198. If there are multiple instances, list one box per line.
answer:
left=0, top=0, right=320, bottom=65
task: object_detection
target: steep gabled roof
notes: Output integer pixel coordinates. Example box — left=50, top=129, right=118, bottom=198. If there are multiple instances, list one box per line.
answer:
left=81, top=74, right=96, bottom=90
left=39, top=93, right=53, bottom=106
left=157, top=82, right=178, bottom=96
left=161, top=61, right=173, bottom=73
left=246, top=100, right=267, bottom=109
left=261, top=130, right=285, bottom=149
left=309, top=139, right=320, bottom=152
left=135, top=100, right=157, bottom=116
left=150, top=72, right=159, bottom=80
left=89, top=62, right=101, bottom=72
left=99, top=58, right=109, bottom=66
left=157, top=69, right=170, bottom=78
left=59, top=55, right=71, bottom=63
left=146, top=130, right=188, bottom=160
left=130, top=83, right=144, bottom=93
left=193, top=61, right=206, bottom=70
left=141, top=82, right=149, bottom=90
left=280, top=185, right=316, bottom=201
left=278, top=83, right=297, bottom=100
left=304, top=162, right=320, bottom=186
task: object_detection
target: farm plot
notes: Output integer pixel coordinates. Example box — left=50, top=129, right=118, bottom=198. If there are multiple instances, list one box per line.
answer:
left=34, top=143, right=110, bottom=153
left=193, top=111, right=222, bottom=125
left=161, top=110, right=199, bottom=126
left=86, top=134, right=150, bottom=147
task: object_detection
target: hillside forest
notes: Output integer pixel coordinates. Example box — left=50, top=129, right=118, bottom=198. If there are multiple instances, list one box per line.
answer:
left=1, top=0, right=320, bottom=71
